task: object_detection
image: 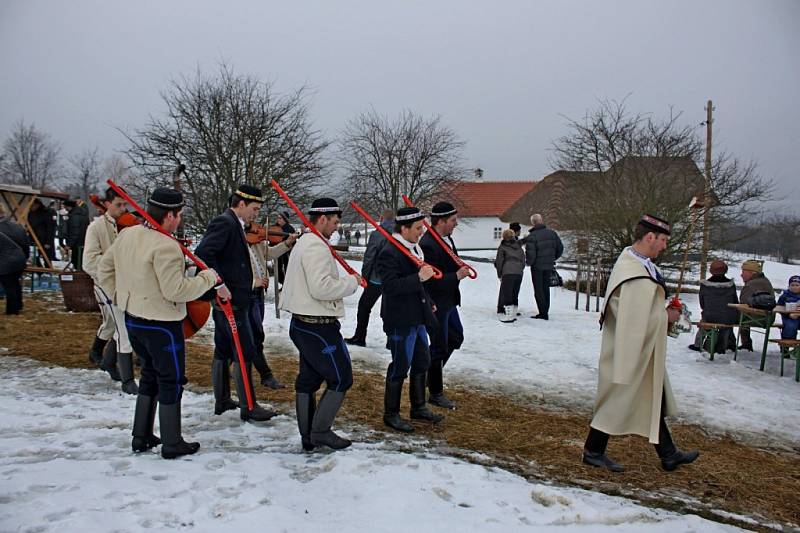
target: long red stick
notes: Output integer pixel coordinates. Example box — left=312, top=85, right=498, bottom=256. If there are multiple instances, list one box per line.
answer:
left=349, top=201, right=443, bottom=279
left=402, top=194, right=478, bottom=279
left=269, top=179, right=367, bottom=287
left=106, top=179, right=254, bottom=410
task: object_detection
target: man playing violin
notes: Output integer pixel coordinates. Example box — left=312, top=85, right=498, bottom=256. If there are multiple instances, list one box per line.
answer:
left=82, top=186, right=138, bottom=395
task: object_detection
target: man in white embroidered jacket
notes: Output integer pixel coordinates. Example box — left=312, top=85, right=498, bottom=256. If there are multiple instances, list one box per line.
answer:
left=280, top=198, right=361, bottom=452
left=83, top=187, right=137, bottom=394
left=583, top=214, right=699, bottom=473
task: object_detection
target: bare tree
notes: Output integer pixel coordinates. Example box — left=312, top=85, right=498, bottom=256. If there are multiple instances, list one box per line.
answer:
left=121, top=63, right=329, bottom=231
left=1, top=119, right=61, bottom=189
left=549, top=97, right=773, bottom=263
left=65, top=147, right=102, bottom=201
left=766, top=214, right=800, bottom=264
left=339, top=109, right=467, bottom=213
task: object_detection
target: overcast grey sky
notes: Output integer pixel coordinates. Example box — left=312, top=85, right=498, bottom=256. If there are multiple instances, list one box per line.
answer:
left=2, top=0, right=798, bottom=206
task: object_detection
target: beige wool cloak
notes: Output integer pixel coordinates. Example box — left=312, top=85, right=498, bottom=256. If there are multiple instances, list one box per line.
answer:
left=590, top=248, right=677, bottom=444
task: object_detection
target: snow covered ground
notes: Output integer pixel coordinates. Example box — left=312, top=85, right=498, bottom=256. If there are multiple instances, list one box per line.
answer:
left=264, top=257, right=799, bottom=449
left=0, top=357, right=739, bottom=532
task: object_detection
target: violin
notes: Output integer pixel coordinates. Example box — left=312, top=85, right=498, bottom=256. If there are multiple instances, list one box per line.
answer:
left=245, top=221, right=292, bottom=245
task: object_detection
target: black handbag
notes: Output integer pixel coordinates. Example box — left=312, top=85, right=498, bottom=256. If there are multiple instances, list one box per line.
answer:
left=748, top=291, right=776, bottom=311
left=549, top=269, right=564, bottom=288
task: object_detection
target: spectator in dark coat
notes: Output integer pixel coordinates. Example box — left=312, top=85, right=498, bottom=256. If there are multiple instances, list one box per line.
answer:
left=523, top=214, right=563, bottom=320
left=689, top=260, right=739, bottom=353
left=28, top=198, right=57, bottom=263
left=64, top=199, right=90, bottom=270
left=494, top=229, right=525, bottom=321
left=0, top=209, right=30, bottom=314
left=354, top=229, right=361, bottom=245
left=738, top=259, right=775, bottom=351
left=274, top=212, right=296, bottom=286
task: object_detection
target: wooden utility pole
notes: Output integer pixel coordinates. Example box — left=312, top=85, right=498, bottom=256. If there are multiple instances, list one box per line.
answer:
left=699, top=100, right=713, bottom=280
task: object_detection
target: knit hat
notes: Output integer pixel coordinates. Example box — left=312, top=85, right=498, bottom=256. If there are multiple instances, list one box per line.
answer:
left=308, top=198, right=342, bottom=216
left=281, top=210, right=292, bottom=221
left=638, top=214, right=671, bottom=235
left=510, top=222, right=521, bottom=232
left=431, top=201, right=457, bottom=217
left=741, top=259, right=763, bottom=273
left=709, top=260, right=728, bottom=275
left=147, top=187, right=184, bottom=209
left=234, top=184, right=264, bottom=202
left=395, top=206, right=425, bottom=223
left=789, top=275, right=800, bottom=285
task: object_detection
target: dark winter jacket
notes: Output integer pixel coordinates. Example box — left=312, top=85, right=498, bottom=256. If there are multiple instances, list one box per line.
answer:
left=28, top=205, right=56, bottom=251
left=0, top=218, right=30, bottom=275
left=523, top=224, right=563, bottom=270
left=195, top=209, right=254, bottom=308
left=777, top=290, right=800, bottom=307
left=65, top=203, right=90, bottom=249
left=739, top=272, right=774, bottom=308
left=698, top=275, right=739, bottom=324
left=376, top=240, right=436, bottom=329
left=361, top=219, right=394, bottom=284
left=494, top=238, right=525, bottom=278
left=419, top=229, right=461, bottom=310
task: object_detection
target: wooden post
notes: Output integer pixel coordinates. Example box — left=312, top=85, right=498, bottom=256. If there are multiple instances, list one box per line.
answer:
left=700, top=100, right=713, bottom=280
left=585, top=257, right=591, bottom=312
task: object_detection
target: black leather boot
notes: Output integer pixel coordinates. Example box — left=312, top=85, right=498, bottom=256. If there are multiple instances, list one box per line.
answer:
left=159, top=402, right=200, bottom=459
left=582, top=450, right=624, bottom=472
left=232, top=362, right=276, bottom=422
left=410, top=372, right=444, bottom=423
left=118, top=352, right=138, bottom=395
left=383, top=379, right=413, bottom=433
left=311, top=390, right=351, bottom=449
left=427, top=361, right=455, bottom=409
left=131, top=394, right=161, bottom=452
left=295, top=392, right=316, bottom=451
left=88, top=336, right=108, bottom=366
left=212, top=359, right=238, bottom=415
left=660, top=449, right=699, bottom=472
left=100, top=340, right=121, bottom=381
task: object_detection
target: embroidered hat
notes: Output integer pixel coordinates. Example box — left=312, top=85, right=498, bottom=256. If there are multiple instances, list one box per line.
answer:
left=395, top=206, right=425, bottom=223
left=431, top=201, right=457, bottom=217
left=147, top=187, right=184, bottom=209
left=309, top=198, right=342, bottom=216
left=709, top=260, right=728, bottom=275
left=234, top=184, right=264, bottom=202
left=638, top=214, right=671, bottom=235
left=741, top=259, right=763, bottom=273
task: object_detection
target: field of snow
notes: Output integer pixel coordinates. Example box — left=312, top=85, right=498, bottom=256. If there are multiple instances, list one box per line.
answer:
left=0, top=357, right=740, bottom=532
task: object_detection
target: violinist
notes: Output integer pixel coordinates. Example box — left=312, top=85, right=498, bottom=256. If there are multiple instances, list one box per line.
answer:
left=246, top=216, right=296, bottom=389
left=82, top=187, right=138, bottom=395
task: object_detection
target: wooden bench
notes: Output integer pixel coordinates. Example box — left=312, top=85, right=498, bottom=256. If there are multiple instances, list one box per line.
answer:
left=693, top=322, right=738, bottom=360
left=768, top=339, right=800, bottom=381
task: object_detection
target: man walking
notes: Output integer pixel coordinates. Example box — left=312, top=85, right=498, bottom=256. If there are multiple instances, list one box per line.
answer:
left=523, top=214, right=563, bottom=320
left=195, top=185, right=276, bottom=422
left=280, top=198, right=361, bottom=451
left=582, top=214, right=698, bottom=473
left=345, top=208, right=394, bottom=347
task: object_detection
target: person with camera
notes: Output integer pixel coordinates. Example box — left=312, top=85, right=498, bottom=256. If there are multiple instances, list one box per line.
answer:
left=523, top=214, right=563, bottom=320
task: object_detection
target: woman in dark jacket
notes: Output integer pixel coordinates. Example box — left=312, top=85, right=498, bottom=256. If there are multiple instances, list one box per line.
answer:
left=689, top=260, right=739, bottom=353
left=0, top=213, right=30, bottom=314
left=494, top=229, right=525, bottom=320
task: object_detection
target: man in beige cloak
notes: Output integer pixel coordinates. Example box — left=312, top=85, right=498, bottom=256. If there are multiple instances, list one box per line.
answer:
left=583, top=214, right=699, bottom=473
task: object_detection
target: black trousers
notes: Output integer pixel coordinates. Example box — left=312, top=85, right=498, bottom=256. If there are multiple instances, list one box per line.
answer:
left=584, top=396, right=677, bottom=458
left=0, top=271, right=23, bottom=315
left=289, top=318, right=353, bottom=394
left=386, top=324, right=431, bottom=382
left=125, top=314, right=186, bottom=405
left=531, top=267, right=552, bottom=318
left=496, top=274, right=522, bottom=313
left=212, top=301, right=257, bottom=363
left=248, top=290, right=275, bottom=377
left=430, top=306, right=464, bottom=367
left=352, top=282, right=382, bottom=340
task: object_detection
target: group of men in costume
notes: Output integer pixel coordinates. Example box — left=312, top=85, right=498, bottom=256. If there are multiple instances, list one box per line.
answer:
left=92, top=182, right=698, bottom=474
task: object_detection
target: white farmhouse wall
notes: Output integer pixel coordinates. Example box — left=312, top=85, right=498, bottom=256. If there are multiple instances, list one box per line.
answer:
left=452, top=217, right=509, bottom=250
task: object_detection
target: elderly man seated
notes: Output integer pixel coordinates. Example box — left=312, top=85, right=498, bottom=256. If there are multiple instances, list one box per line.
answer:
left=738, top=259, right=774, bottom=352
